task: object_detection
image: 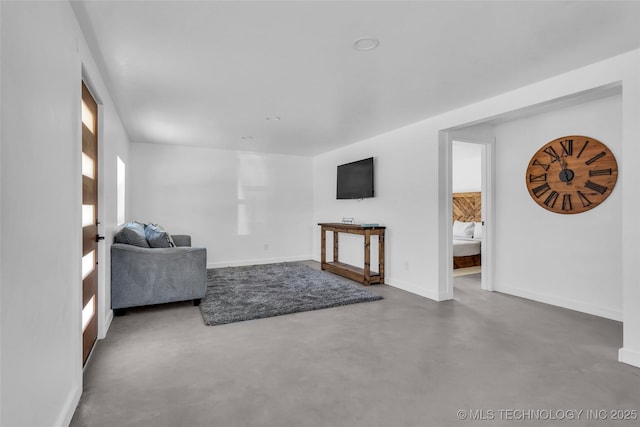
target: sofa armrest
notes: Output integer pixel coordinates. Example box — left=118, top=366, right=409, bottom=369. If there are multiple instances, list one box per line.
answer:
left=171, top=234, right=191, bottom=247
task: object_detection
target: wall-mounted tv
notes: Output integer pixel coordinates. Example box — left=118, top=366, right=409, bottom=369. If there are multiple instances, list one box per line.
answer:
left=337, top=157, right=374, bottom=199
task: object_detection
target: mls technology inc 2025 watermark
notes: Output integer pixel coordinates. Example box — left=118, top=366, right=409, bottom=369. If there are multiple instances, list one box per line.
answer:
left=456, top=409, right=638, bottom=422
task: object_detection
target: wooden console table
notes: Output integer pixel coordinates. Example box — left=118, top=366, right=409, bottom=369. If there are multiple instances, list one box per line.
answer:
left=318, top=223, right=385, bottom=286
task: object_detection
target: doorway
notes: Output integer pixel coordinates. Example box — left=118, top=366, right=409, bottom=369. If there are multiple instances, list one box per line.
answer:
left=443, top=135, right=494, bottom=298
left=452, top=141, right=483, bottom=281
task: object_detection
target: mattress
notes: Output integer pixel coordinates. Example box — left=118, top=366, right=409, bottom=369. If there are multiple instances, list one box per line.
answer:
left=453, top=238, right=481, bottom=257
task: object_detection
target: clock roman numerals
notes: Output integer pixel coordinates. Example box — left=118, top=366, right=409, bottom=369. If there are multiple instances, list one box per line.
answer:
left=585, top=151, right=606, bottom=165
left=576, top=190, right=592, bottom=207
left=584, top=180, right=607, bottom=195
left=589, top=168, right=612, bottom=176
left=532, top=182, right=551, bottom=198
left=529, top=173, right=547, bottom=182
left=532, top=159, right=550, bottom=171
left=543, top=146, right=560, bottom=161
left=544, top=191, right=559, bottom=208
left=562, top=193, right=572, bottom=211
left=576, top=139, right=589, bottom=158
left=560, top=139, right=573, bottom=156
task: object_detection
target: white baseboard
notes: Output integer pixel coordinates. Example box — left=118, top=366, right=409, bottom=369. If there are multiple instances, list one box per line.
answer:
left=309, top=257, right=444, bottom=302
left=208, top=255, right=313, bottom=269
left=101, top=309, right=114, bottom=339
left=619, top=347, right=640, bottom=368
left=384, top=277, right=444, bottom=301
left=495, top=284, right=622, bottom=321
left=55, top=383, right=81, bottom=427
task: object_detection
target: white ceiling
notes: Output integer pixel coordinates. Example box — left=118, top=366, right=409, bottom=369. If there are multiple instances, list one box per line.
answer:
left=71, top=1, right=640, bottom=156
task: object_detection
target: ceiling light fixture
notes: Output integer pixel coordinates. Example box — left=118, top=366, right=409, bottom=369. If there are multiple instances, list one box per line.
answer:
left=240, top=135, right=254, bottom=141
left=265, top=115, right=281, bottom=121
left=353, top=37, right=379, bottom=51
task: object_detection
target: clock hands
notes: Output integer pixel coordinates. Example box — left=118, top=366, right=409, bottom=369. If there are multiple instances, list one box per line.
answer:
left=551, top=151, right=574, bottom=184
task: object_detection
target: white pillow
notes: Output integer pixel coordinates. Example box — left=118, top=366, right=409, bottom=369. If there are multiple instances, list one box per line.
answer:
left=473, top=222, right=483, bottom=240
left=453, top=220, right=475, bottom=238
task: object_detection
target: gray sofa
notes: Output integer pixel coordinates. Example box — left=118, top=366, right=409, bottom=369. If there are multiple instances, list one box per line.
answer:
left=111, top=234, right=207, bottom=314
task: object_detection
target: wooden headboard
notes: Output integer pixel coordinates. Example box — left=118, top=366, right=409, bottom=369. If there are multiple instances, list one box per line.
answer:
left=453, top=192, right=481, bottom=222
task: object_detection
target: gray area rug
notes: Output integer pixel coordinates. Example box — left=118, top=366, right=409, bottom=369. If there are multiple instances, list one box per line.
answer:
left=200, top=262, right=383, bottom=325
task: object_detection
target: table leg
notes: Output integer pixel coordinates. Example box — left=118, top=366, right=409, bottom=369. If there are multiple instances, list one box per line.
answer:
left=320, top=227, right=326, bottom=269
left=379, top=231, right=385, bottom=284
left=364, top=230, right=371, bottom=285
left=333, top=231, right=339, bottom=263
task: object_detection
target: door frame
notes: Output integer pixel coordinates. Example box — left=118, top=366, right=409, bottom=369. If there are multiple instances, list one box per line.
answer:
left=81, top=80, right=99, bottom=365
left=439, top=133, right=495, bottom=299
left=81, top=71, right=106, bottom=362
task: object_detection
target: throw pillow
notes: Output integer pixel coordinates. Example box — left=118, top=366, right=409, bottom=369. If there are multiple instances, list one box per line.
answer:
left=473, top=222, right=483, bottom=240
left=145, top=223, right=175, bottom=248
left=452, top=220, right=475, bottom=238
left=114, top=221, right=150, bottom=248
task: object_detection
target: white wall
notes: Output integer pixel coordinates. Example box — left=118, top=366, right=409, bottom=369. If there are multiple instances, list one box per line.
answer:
left=313, top=49, right=640, bottom=367
left=452, top=141, right=482, bottom=193
left=494, top=94, right=622, bottom=320
left=313, top=124, right=438, bottom=298
left=130, top=143, right=313, bottom=268
left=93, top=76, right=132, bottom=337
left=0, top=2, right=130, bottom=425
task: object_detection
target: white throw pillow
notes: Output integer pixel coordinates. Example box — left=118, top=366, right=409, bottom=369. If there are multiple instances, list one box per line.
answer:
left=473, top=222, right=483, bottom=240
left=453, top=220, right=475, bottom=238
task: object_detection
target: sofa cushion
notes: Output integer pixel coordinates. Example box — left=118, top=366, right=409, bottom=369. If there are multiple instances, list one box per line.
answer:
left=114, top=222, right=150, bottom=248
left=145, top=223, right=175, bottom=248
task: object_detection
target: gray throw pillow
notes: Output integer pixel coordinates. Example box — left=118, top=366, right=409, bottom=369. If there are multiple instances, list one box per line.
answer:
left=114, top=222, right=150, bottom=248
left=145, top=223, right=175, bottom=248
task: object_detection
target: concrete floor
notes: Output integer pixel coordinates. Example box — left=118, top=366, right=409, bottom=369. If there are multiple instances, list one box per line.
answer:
left=71, top=267, right=640, bottom=427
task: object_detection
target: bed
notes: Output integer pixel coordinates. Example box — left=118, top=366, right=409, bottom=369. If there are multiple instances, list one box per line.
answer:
left=452, top=192, right=482, bottom=269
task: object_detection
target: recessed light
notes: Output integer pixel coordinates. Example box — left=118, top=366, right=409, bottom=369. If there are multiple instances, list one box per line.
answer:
left=353, top=37, right=379, bottom=51
left=265, top=115, right=281, bottom=121
left=240, top=135, right=254, bottom=141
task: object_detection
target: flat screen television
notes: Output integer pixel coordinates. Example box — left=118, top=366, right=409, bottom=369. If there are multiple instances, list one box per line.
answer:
left=336, top=157, right=374, bottom=199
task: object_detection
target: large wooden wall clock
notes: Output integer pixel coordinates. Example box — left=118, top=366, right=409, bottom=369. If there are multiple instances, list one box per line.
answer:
left=526, top=135, right=618, bottom=214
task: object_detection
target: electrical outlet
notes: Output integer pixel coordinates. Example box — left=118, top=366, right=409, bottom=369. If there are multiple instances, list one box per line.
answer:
left=404, top=261, right=409, bottom=271
left=264, top=244, right=269, bottom=251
